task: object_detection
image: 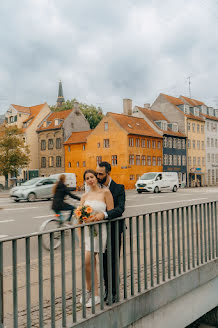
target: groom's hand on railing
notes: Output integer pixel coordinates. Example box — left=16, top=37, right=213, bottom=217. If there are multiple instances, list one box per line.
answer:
left=85, top=212, right=105, bottom=222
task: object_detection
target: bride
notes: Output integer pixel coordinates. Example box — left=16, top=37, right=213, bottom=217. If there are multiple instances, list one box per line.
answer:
left=79, top=169, right=114, bottom=307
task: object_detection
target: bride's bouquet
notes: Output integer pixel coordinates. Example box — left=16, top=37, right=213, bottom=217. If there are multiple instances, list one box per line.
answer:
left=74, top=205, right=98, bottom=237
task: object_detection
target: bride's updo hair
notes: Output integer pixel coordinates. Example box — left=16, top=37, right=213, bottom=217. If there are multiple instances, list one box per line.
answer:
left=83, top=169, right=98, bottom=181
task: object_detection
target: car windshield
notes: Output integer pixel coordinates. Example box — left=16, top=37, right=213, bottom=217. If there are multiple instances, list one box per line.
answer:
left=21, top=178, right=42, bottom=186
left=140, top=173, right=157, bottom=180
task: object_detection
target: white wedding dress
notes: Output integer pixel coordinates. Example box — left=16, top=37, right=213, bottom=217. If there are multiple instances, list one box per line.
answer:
left=84, top=200, right=107, bottom=253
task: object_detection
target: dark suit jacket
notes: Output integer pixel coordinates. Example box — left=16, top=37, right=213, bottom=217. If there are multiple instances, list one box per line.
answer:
left=52, top=181, right=80, bottom=211
left=106, top=180, right=125, bottom=231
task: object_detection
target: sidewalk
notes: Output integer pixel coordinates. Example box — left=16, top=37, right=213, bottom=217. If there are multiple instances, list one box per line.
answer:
left=0, top=190, right=10, bottom=198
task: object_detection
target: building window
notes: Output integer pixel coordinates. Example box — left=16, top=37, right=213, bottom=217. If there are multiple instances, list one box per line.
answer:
left=216, top=169, right=218, bottom=183
left=129, top=154, right=134, bottom=165
left=188, top=157, right=191, bottom=166
left=136, top=155, right=140, bottom=165
left=130, top=175, right=135, bottom=180
left=208, top=154, right=210, bottom=163
left=141, top=139, right=145, bottom=148
left=177, top=155, right=181, bottom=166
left=207, top=138, right=210, bottom=147
left=168, top=137, right=172, bottom=148
left=202, top=157, right=205, bottom=166
left=129, top=137, right=134, bottom=147
left=68, top=162, right=71, bottom=168
left=173, top=138, right=177, bottom=148
left=76, top=161, right=79, bottom=167
left=41, top=140, right=46, bottom=150
left=56, top=156, right=62, bottom=167
left=193, top=157, right=196, bottom=166
left=212, top=154, right=215, bottom=163
left=169, top=155, right=173, bottom=166
left=97, top=142, right=100, bottom=148
left=48, top=156, right=54, bottom=167
left=96, top=156, right=102, bottom=165
left=177, top=139, right=181, bottom=149
left=163, top=137, right=167, bottom=148
left=182, top=155, right=186, bottom=166
left=56, top=138, right=61, bottom=149
left=41, top=157, right=46, bottom=168
left=152, top=140, right=156, bottom=148
left=201, top=141, right=204, bottom=150
left=201, top=125, right=204, bottom=134
left=187, top=122, right=191, bottom=131
left=68, top=146, right=71, bottom=152
left=135, top=138, right=140, bottom=147
left=48, top=139, right=54, bottom=150
left=173, top=155, right=177, bottom=166
left=157, top=157, right=162, bottom=166
left=215, top=139, right=217, bottom=148
left=197, top=140, right=200, bottom=149
left=192, top=123, right=195, bottom=132
left=103, top=139, right=110, bottom=148
left=147, top=140, right=151, bottom=148
left=83, top=161, right=86, bottom=167
left=211, top=138, right=214, bottom=147
left=197, top=124, right=200, bottom=133
left=104, top=122, right=108, bottom=131
left=112, top=155, right=117, bottom=166
left=208, top=169, right=211, bottom=184
left=164, top=154, right=168, bottom=165
left=188, top=139, right=191, bottom=149
left=152, top=156, right=156, bottom=166
left=212, top=169, right=215, bottom=184
left=141, top=155, right=146, bottom=165
left=157, top=141, right=161, bottom=149
left=198, top=157, right=201, bottom=166
left=192, top=140, right=195, bottom=149
left=147, top=156, right=151, bottom=166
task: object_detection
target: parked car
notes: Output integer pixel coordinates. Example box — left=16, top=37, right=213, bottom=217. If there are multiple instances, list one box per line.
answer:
left=135, top=172, right=179, bottom=193
left=49, top=173, right=76, bottom=190
left=10, top=177, right=57, bottom=202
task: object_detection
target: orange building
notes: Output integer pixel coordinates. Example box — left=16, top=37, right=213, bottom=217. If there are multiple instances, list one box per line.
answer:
left=64, top=112, right=163, bottom=189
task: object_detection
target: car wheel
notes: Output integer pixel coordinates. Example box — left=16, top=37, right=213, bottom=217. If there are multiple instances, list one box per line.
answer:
left=27, top=193, right=36, bottom=202
left=137, top=190, right=142, bottom=194
left=172, top=185, right=177, bottom=192
left=47, top=198, right=51, bottom=201
left=154, top=186, right=159, bottom=193
left=14, top=199, right=20, bottom=202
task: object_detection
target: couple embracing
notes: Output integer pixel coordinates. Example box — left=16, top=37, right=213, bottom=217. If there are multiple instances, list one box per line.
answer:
left=79, top=161, right=125, bottom=307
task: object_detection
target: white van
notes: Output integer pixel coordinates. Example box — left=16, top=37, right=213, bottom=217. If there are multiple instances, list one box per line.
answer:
left=135, top=172, right=179, bottom=193
left=49, top=173, right=76, bottom=190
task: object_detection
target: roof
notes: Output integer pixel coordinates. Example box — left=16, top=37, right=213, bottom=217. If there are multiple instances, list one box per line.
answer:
left=64, top=130, right=91, bottom=145
left=11, top=104, right=31, bottom=114
left=22, top=104, right=46, bottom=129
left=161, top=93, right=205, bottom=122
left=107, top=112, right=162, bottom=138
left=180, top=96, right=205, bottom=107
left=37, top=109, right=73, bottom=132
left=137, top=107, right=186, bottom=137
left=201, top=113, right=218, bottom=122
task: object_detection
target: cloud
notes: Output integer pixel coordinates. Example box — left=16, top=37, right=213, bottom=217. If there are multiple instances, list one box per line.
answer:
left=0, top=0, right=218, bottom=114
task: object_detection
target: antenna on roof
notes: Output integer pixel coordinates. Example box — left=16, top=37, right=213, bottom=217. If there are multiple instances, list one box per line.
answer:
left=187, top=76, right=192, bottom=98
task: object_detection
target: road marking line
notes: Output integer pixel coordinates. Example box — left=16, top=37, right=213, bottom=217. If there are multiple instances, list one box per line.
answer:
left=3, top=207, right=38, bottom=211
left=126, top=198, right=207, bottom=208
left=0, top=220, right=14, bottom=223
left=0, top=235, right=8, bottom=238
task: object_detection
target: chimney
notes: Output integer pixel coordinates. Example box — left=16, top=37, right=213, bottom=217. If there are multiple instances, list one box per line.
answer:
left=123, top=99, right=132, bottom=116
left=144, top=103, right=150, bottom=109
left=74, top=101, right=79, bottom=113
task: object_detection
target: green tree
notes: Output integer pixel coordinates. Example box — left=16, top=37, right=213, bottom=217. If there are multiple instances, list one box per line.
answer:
left=50, top=99, right=104, bottom=129
left=0, top=126, right=30, bottom=188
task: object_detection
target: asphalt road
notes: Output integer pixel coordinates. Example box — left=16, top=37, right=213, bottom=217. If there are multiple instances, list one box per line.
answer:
left=0, top=186, right=217, bottom=239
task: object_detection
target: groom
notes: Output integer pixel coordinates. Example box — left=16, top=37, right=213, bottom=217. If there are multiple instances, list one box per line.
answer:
left=95, top=161, right=125, bottom=304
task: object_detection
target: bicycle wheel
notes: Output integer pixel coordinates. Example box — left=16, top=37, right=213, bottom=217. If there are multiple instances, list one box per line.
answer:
left=40, top=219, right=66, bottom=251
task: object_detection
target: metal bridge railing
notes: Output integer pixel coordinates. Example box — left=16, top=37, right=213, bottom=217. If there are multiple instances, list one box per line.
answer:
left=0, top=201, right=217, bottom=327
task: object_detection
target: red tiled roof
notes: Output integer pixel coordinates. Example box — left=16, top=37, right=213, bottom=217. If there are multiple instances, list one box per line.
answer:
left=137, top=107, right=186, bottom=137
left=64, top=130, right=91, bottom=144
left=200, top=113, right=218, bottom=121
left=11, top=104, right=31, bottom=114
left=22, top=104, right=45, bottom=128
left=180, top=96, right=205, bottom=107
left=37, top=109, right=73, bottom=132
left=107, top=112, right=162, bottom=138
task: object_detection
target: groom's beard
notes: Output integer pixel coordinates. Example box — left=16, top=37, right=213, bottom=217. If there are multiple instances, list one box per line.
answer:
left=98, top=176, right=107, bottom=185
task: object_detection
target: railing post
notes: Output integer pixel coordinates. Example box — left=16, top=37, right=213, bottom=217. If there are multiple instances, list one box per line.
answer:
left=0, top=242, right=3, bottom=328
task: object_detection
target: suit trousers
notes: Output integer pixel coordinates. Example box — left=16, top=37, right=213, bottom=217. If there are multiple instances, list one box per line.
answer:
left=103, top=225, right=122, bottom=296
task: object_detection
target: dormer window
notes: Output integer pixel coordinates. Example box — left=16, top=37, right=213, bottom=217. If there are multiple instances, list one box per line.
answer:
left=168, top=123, right=178, bottom=132
left=47, top=121, right=51, bottom=127
left=128, top=124, right=132, bottom=128
left=54, top=119, right=59, bottom=126
left=43, top=121, right=46, bottom=127
left=178, top=104, right=190, bottom=114
left=215, top=109, right=218, bottom=118
left=208, top=107, right=214, bottom=116
left=154, top=120, right=167, bottom=131
left=193, top=107, right=199, bottom=116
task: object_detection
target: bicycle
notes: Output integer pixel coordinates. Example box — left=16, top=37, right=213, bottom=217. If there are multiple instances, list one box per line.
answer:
left=40, top=212, right=78, bottom=251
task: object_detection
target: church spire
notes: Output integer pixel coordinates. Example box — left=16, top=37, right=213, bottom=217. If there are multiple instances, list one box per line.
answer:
left=56, top=80, right=65, bottom=107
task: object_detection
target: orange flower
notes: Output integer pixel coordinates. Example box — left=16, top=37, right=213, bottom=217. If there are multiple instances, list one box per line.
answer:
left=85, top=206, right=92, bottom=214
left=82, top=216, right=88, bottom=221
left=75, top=210, right=82, bottom=217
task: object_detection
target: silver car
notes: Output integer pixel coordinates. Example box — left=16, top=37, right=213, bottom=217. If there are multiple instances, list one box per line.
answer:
left=10, top=177, right=57, bottom=202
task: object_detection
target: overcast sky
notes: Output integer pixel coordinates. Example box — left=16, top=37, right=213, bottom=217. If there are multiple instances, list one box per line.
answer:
left=0, top=0, right=218, bottom=115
